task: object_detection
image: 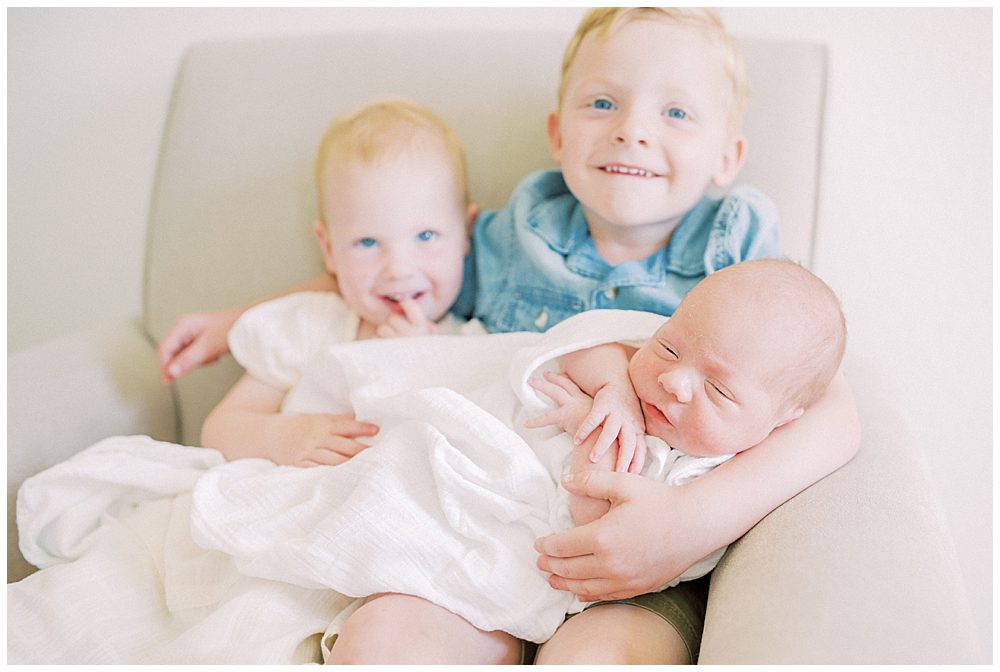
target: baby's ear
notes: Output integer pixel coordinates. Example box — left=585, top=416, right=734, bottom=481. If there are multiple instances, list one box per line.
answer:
left=313, top=219, right=336, bottom=274
left=774, top=405, right=805, bottom=430
left=711, top=134, right=747, bottom=188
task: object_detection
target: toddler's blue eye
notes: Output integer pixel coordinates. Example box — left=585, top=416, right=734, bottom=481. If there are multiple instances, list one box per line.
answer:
left=416, top=230, right=437, bottom=242
left=666, top=107, right=688, bottom=120
left=592, top=98, right=615, bottom=111
left=356, top=237, right=378, bottom=248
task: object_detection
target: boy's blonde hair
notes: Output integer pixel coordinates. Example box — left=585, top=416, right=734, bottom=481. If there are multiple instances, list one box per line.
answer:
left=558, top=8, right=751, bottom=133
left=315, top=98, right=469, bottom=217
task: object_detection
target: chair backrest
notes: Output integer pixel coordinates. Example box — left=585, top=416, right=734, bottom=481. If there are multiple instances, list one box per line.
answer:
left=143, top=29, right=827, bottom=445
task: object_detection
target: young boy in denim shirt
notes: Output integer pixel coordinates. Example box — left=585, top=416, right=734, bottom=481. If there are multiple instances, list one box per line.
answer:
left=157, top=8, right=859, bottom=664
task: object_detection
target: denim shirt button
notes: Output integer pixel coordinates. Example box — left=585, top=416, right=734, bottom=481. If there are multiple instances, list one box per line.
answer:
left=534, top=308, right=549, bottom=330
left=603, top=287, right=617, bottom=300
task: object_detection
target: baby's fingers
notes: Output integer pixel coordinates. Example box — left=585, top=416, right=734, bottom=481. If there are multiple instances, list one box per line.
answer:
left=574, top=408, right=607, bottom=447
left=588, top=422, right=620, bottom=462
left=529, top=375, right=569, bottom=405
left=542, top=370, right=582, bottom=393
left=524, top=409, right=561, bottom=430
left=614, top=434, right=636, bottom=473
left=628, top=437, right=647, bottom=474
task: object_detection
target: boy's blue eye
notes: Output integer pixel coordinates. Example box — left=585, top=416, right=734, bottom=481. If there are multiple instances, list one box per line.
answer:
left=666, top=107, right=688, bottom=120
left=591, top=98, right=615, bottom=111
left=416, top=230, right=437, bottom=242
left=356, top=237, right=378, bottom=248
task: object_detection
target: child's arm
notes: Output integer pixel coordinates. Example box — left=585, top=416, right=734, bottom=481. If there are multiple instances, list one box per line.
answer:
left=525, top=371, right=615, bottom=526
left=201, top=372, right=379, bottom=467
left=157, top=273, right=339, bottom=384
left=559, top=343, right=645, bottom=474
left=534, top=371, right=860, bottom=602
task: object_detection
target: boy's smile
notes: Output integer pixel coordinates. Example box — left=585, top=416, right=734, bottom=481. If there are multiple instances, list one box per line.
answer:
left=547, top=17, right=746, bottom=264
left=600, top=163, right=663, bottom=179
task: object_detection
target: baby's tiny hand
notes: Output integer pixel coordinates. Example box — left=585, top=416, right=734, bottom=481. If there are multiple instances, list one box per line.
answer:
left=375, top=298, right=439, bottom=338
left=524, top=370, right=593, bottom=435
left=575, top=383, right=646, bottom=474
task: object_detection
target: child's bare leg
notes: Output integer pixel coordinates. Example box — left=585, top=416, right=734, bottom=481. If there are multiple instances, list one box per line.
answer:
left=567, top=432, right=615, bottom=526
left=534, top=603, right=689, bottom=664
left=326, top=592, right=521, bottom=664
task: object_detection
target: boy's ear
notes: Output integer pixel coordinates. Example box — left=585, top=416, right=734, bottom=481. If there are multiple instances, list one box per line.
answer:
left=546, top=110, right=563, bottom=163
left=313, top=219, right=337, bottom=274
left=711, top=134, right=747, bottom=188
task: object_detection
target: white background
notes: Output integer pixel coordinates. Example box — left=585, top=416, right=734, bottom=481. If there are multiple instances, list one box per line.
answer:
left=6, top=7, right=992, bottom=659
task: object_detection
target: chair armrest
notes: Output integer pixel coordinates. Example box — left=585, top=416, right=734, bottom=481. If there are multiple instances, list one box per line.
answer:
left=7, top=318, right=178, bottom=582
left=699, top=355, right=980, bottom=663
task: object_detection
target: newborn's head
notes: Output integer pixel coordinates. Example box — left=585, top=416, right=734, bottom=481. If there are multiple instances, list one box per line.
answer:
left=628, top=259, right=846, bottom=457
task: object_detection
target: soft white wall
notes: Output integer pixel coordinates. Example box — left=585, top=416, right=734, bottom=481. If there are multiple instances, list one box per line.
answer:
left=722, top=9, right=993, bottom=660
left=7, top=7, right=992, bottom=660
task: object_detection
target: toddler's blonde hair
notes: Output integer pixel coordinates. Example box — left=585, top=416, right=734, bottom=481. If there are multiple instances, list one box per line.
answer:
left=315, top=98, right=469, bottom=218
left=558, top=8, right=751, bottom=133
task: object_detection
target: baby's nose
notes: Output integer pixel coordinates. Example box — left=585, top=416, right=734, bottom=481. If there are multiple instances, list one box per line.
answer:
left=658, top=369, right=692, bottom=403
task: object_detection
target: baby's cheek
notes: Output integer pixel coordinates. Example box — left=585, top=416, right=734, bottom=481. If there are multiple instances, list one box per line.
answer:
left=683, top=415, right=726, bottom=457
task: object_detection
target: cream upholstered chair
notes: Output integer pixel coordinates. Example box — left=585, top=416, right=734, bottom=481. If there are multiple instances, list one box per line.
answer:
left=7, top=30, right=980, bottom=663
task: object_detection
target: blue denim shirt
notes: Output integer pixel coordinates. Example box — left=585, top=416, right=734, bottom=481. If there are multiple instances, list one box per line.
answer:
left=452, top=170, right=780, bottom=333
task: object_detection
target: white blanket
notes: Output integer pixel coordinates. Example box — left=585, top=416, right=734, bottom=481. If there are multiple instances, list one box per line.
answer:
left=10, top=436, right=353, bottom=663
left=12, top=309, right=720, bottom=660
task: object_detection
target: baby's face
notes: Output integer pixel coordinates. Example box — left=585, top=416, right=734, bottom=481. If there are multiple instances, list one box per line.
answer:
left=317, top=147, right=468, bottom=331
left=627, top=282, right=802, bottom=457
left=549, top=18, right=742, bottom=244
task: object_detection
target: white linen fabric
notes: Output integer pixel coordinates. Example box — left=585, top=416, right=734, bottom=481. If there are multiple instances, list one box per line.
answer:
left=228, top=292, right=481, bottom=396
left=195, top=304, right=730, bottom=643
left=10, top=436, right=352, bottom=663
left=12, top=306, right=728, bottom=660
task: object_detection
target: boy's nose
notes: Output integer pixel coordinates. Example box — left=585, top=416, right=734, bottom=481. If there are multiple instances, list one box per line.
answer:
left=658, top=369, right=692, bottom=403
left=612, top=111, right=650, bottom=147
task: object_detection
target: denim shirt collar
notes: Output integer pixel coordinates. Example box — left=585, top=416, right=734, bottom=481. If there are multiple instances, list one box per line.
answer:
left=523, top=170, right=710, bottom=283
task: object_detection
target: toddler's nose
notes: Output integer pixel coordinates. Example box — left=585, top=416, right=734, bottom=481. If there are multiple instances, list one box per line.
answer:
left=382, top=248, right=416, bottom=280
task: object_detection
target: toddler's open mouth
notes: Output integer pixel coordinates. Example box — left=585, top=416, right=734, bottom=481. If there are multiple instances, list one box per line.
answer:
left=380, top=291, right=427, bottom=313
